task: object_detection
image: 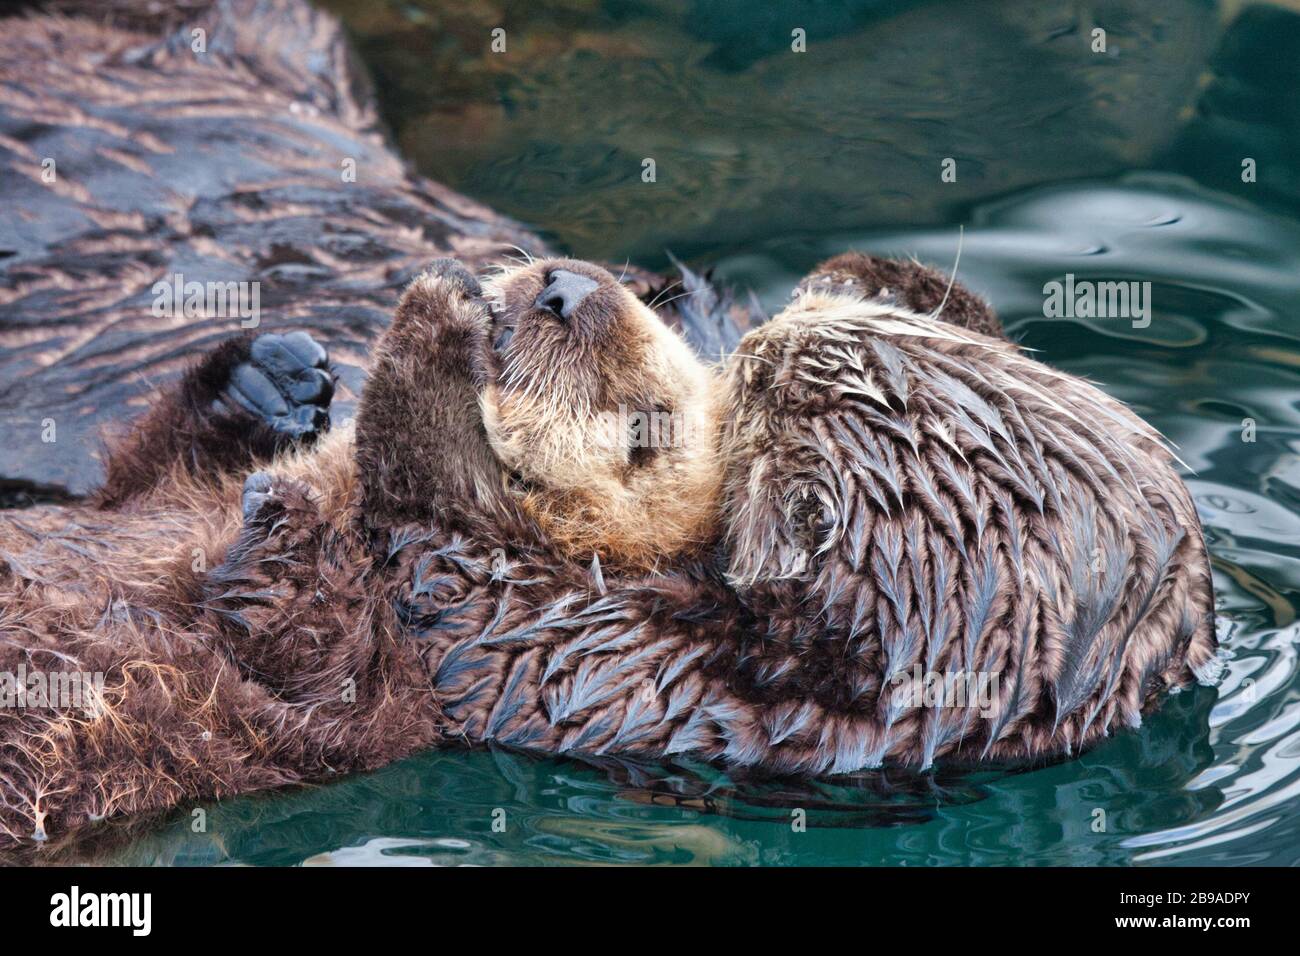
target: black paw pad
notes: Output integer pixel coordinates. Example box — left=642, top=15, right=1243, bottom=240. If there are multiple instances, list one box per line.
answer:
left=427, top=258, right=483, bottom=299
left=224, top=331, right=334, bottom=440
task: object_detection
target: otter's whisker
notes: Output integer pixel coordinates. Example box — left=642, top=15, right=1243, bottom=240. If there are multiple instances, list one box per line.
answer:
left=928, top=223, right=965, bottom=322
left=645, top=279, right=683, bottom=311
left=650, top=288, right=704, bottom=311
left=502, top=243, right=536, bottom=266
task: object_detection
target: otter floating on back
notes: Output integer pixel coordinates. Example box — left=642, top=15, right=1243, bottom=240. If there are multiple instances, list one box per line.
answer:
left=0, top=253, right=1216, bottom=848
left=355, top=253, right=1216, bottom=771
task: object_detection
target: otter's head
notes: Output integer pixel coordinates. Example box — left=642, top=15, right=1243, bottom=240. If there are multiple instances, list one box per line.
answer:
left=479, top=258, right=723, bottom=569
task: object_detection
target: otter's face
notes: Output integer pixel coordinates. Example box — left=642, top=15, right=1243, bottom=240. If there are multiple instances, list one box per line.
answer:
left=479, top=258, right=722, bottom=567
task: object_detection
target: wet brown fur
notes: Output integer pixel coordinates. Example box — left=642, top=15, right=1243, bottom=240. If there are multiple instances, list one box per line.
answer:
left=481, top=259, right=724, bottom=570
left=0, top=252, right=1216, bottom=851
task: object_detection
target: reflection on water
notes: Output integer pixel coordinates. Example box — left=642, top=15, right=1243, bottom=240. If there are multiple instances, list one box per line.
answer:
left=88, top=0, right=1300, bottom=865
left=320, top=0, right=1229, bottom=265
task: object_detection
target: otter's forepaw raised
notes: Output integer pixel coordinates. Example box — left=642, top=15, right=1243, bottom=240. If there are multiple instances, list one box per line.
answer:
left=399, top=259, right=490, bottom=333
left=426, top=258, right=483, bottom=300
left=794, top=253, right=898, bottom=304
left=222, top=331, right=334, bottom=441
left=380, top=260, right=493, bottom=377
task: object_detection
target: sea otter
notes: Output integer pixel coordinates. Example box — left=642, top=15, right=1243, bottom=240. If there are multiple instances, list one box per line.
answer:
left=0, top=254, right=1216, bottom=849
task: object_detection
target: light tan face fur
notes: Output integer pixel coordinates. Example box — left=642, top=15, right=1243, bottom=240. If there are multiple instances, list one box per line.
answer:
left=479, top=258, right=723, bottom=569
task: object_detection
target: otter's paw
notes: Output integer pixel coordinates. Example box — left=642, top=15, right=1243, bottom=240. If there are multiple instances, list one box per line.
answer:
left=240, top=471, right=277, bottom=522
left=240, top=470, right=317, bottom=524
left=230, top=472, right=326, bottom=568
left=794, top=253, right=905, bottom=305
left=425, top=257, right=483, bottom=300
left=222, top=331, right=334, bottom=441
left=380, top=260, right=493, bottom=372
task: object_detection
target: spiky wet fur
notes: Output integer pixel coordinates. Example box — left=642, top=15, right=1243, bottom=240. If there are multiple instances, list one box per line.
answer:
left=719, top=271, right=1215, bottom=768
left=0, top=253, right=1215, bottom=851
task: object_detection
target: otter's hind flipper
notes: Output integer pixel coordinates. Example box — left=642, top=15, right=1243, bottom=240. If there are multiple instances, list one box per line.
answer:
left=95, top=331, right=334, bottom=508
left=225, top=332, right=333, bottom=440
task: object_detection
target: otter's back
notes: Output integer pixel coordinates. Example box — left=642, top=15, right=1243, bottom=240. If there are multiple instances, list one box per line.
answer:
left=717, top=292, right=1216, bottom=766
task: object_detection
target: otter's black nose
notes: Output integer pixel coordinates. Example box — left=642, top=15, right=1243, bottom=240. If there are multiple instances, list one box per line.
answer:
left=535, top=269, right=599, bottom=320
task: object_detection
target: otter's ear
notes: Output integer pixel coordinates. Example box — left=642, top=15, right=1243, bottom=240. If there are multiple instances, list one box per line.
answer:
left=795, top=252, right=1003, bottom=339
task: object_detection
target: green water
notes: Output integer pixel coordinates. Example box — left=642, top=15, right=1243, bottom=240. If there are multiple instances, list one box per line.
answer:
left=113, top=0, right=1300, bottom=865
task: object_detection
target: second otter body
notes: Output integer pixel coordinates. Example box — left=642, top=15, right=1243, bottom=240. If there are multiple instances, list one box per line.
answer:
left=365, top=253, right=1215, bottom=771
left=0, top=254, right=1216, bottom=848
